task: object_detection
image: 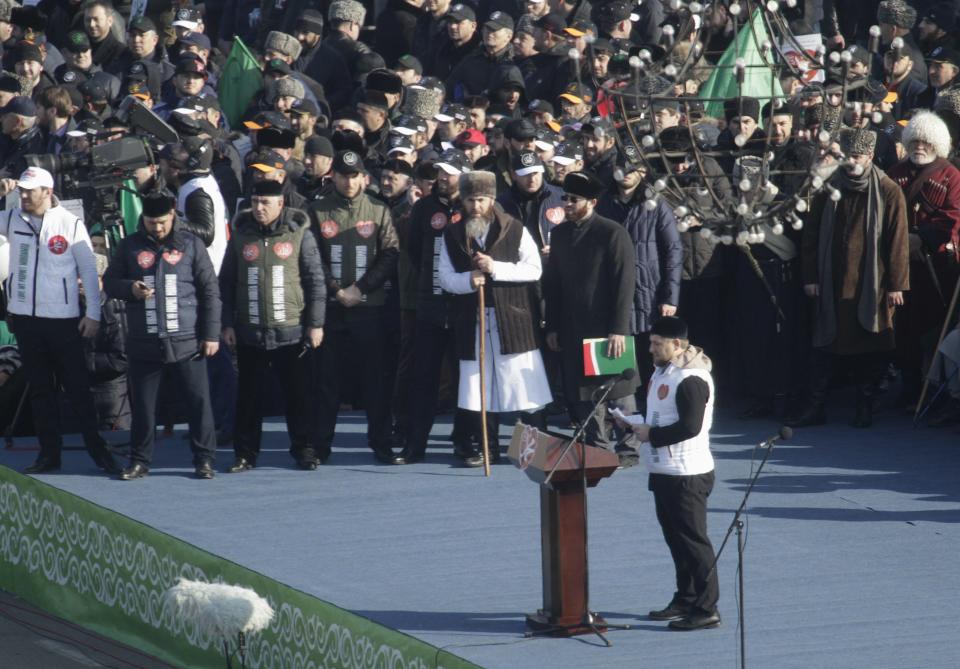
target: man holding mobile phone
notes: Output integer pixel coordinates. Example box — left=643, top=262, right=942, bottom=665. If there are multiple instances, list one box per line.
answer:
left=104, top=192, right=222, bottom=480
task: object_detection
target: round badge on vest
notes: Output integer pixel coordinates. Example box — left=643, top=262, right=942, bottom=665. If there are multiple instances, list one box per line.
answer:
left=273, top=241, right=294, bottom=259
left=137, top=250, right=156, bottom=269
left=48, top=236, right=69, bottom=255
left=355, top=220, right=375, bottom=238
left=430, top=212, right=447, bottom=230
left=163, top=250, right=183, bottom=265
left=320, top=220, right=339, bottom=239
left=242, top=243, right=260, bottom=261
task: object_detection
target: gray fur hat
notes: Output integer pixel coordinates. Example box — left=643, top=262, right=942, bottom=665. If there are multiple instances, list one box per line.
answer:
left=271, top=77, right=306, bottom=101
left=459, top=171, right=497, bottom=200
left=902, top=110, right=952, bottom=159
left=0, top=0, right=17, bottom=23
left=877, top=0, right=916, bottom=29
left=402, top=84, right=445, bottom=119
left=839, top=127, right=877, bottom=156
left=329, top=0, right=366, bottom=25
left=933, top=88, right=960, bottom=117
left=265, top=31, right=302, bottom=61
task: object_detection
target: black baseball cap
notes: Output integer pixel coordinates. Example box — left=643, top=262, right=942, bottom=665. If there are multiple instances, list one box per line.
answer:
left=435, top=148, right=472, bottom=174
left=552, top=140, right=583, bottom=165
left=505, top=118, right=537, bottom=140
left=484, top=11, right=514, bottom=32
left=332, top=149, right=366, bottom=174
left=435, top=102, right=468, bottom=122
left=512, top=151, right=545, bottom=175
left=447, top=3, right=476, bottom=21
left=129, top=15, right=157, bottom=33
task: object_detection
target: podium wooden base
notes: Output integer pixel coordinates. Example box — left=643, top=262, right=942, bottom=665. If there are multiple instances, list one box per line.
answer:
left=525, top=610, right=608, bottom=637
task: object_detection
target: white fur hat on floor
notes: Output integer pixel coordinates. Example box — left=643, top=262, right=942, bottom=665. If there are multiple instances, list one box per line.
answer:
left=902, top=110, right=952, bottom=159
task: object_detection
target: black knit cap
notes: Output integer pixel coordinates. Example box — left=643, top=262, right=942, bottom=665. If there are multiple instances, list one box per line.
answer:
left=723, top=96, right=760, bottom=123
left=650, top=316, right=689, bottom=340
left=142, top=191, right=175, bottom=218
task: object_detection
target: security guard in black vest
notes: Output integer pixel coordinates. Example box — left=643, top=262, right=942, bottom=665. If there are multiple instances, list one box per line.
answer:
left=220, top=180, right=326, bottom=471
left=103, top=192, right=221, bottom=479
left=308, top=150, right=401, bottom=464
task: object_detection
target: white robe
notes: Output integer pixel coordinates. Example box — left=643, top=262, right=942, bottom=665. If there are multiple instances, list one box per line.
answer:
left=439, top=226, right=554, bottom=413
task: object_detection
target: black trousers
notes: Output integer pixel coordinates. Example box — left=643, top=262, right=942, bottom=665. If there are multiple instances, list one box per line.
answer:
left=649, top=471, right=719, bottom=614
left=313, top=307, right=391, bottom=457
left=234, top=343, right=312, bottom=462
left=9, top=315, right=105, bottom=463
left=392, top=309, right=417, bottom=434
left=128, top=356, right=215, bottom=466
left=404, top=317, right=473, bottom=457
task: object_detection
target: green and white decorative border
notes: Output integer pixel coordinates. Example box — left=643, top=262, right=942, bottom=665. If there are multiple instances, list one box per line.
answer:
left=0, top=467, right=479, bottom=669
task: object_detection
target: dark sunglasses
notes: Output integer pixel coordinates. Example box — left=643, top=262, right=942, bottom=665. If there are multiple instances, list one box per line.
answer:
left=561, top=195, right=584, bottom=202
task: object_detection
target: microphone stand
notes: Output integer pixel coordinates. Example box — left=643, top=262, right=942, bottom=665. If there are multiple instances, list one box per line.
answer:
left=693, top=429, right=789, bottom=668
left=533, top=374, right=632, bottom=645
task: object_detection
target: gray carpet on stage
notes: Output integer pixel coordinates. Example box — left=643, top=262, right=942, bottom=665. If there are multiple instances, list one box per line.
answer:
left=3, top=407, right=959, bottom=669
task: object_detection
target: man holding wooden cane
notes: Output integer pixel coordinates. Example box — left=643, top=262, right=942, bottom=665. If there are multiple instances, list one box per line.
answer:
left=438, top=171, right=552, bottom=467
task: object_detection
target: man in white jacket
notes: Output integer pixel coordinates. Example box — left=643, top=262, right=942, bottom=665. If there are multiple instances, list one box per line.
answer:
left=618, top=316, right=720, bottom=631
left=1, top=167, right=120, bottom=475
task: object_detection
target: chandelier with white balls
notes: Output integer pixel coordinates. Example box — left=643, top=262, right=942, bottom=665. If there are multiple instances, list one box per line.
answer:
left=576, top=0, right=884, bottom=244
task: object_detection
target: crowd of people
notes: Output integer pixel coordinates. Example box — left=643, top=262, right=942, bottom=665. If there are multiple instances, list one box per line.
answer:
left=1, top=0, right=959, bottom=485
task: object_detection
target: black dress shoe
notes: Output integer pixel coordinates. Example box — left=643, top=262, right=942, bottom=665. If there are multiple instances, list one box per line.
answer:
left=296, top=457, right=319, bottom=470
left=668, top=611, right=721, bottom=631
left=228, top=457, right=255, bottom=473
left=194, top=461, right=215, bottom=479
left=394, top=447, right=424, bottom=465
left=119, top=463, right=150, bottom=480
left=648, top=601, right=692, bottom=621
left=460, top=449, right=484, bottom=468
left=372, top=446, right=401, bottom=464
left=24, top=457, right=61, bottom=474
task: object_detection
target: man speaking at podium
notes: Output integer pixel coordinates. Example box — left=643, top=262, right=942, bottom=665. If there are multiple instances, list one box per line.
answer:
left=619, top=316, right=720, bottom=631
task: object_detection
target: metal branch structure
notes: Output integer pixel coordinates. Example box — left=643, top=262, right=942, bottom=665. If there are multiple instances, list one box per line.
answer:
left=575, top=0, right=890, bottom=245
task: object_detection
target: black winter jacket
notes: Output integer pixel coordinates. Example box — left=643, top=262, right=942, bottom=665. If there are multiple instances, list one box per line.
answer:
left=104, top=221, right=221, bottom=363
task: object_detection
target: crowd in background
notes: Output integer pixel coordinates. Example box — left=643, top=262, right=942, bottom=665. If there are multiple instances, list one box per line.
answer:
left=1, top=0, right=960, bottom=478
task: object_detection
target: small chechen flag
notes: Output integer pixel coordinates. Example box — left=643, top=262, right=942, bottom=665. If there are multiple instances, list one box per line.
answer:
left=582, top=338, right=637, bottom=377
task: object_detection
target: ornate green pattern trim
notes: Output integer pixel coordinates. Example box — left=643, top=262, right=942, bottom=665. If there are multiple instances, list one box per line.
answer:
left=0, top=467, right=479, bottom=669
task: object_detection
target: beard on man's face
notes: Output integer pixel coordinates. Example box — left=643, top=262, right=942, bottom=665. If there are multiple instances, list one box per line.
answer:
left=465, top=212, right=493, bottom=241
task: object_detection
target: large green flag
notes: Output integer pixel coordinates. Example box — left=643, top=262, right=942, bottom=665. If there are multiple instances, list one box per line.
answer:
left=699, top=9, right=783, bottom=124
left=218, top=37, right=263, bottom=128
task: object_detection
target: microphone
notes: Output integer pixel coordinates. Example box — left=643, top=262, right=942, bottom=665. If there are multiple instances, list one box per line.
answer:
left=761, top=426, right=792, bottom=448
left=597, top=367, right=637, bottom=392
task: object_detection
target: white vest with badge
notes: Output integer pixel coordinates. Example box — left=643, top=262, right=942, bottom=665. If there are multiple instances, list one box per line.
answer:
left=641, top=362, right=715, bottom=476
left=178, top=174, right=228, bottom=275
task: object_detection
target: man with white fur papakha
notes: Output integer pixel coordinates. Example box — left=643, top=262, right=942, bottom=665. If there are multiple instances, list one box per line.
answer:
left=887, top=110, right=960, bottom=410
left=438, top=171, right=552, bottom=466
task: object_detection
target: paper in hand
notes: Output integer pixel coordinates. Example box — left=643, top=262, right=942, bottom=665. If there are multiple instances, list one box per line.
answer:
left=610, top=407, right=645, bottom=426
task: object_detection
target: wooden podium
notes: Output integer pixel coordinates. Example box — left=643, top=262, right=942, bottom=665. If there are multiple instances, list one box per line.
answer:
left=508, top=423, right=619, bottom=636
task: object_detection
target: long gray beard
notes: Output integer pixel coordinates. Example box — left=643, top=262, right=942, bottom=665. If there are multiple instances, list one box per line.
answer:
left=465, top=215, right=492, bottom=244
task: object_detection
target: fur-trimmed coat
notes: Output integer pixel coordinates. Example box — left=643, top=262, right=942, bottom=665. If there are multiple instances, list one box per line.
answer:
left=802, top=172, right=910, bottom=354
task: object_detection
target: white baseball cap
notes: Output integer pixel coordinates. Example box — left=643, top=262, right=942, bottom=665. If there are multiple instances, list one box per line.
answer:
left=17, top=167, right=54, bottom=190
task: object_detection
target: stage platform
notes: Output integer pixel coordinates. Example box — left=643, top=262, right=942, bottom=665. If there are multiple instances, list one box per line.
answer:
left=2, top=405, right=959, bottom=669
